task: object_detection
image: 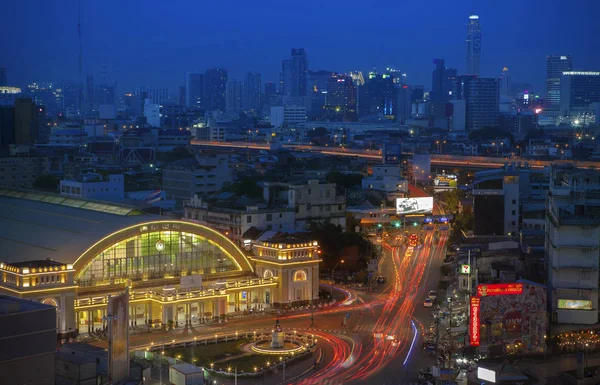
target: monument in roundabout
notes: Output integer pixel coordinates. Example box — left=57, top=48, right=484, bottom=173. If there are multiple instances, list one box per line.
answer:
left=250, top=318, right=308, bottom=355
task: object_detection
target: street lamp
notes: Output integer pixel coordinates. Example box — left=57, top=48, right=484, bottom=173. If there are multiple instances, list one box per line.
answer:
left=331, top=259, right=345, bottom=299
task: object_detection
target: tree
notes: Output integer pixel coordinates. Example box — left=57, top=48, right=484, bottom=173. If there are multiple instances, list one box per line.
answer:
left=307, top=127, right=329, bottom=139
left=222, top=178, right=263, bottom=199
left=468, top=126, right=515, bottom=146
left=33, top=174, right=59, bottom=192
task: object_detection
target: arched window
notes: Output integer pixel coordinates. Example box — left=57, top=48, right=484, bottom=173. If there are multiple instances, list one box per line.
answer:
left=264, top=269, right=274, bottom=279
left=293, top=270, right=307, bottom=282
left=42, top=298, right=59, bottom=308
left=77, top=231, right=240, bottom=286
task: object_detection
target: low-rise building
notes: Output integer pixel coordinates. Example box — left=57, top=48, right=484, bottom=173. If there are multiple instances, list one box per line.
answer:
left=263, top=179, right=346, bottom=230
left=0, top=156, right=50, bottom=188
left=184, top=196, right=295, bottom=244
left=162, top=154, right=232, bottom=201
left=362, top=164, right=408, bottom=195
left=60, top=173, right=125, bottom=202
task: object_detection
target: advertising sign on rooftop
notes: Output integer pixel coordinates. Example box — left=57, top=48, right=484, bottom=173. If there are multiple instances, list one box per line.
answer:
left=477, top=283, right=523, bottom=297
left=396, top=197, right=433, bottom=215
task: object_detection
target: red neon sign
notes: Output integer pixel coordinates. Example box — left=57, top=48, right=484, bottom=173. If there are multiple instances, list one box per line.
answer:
left=477, top=283, right=523, bottom=297
left=470, top=297, right=480, bottom=347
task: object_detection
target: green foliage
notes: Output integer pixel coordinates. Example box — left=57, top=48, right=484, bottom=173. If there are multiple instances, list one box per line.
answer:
left=33, top=174, right=59, bottom=192
left=223, top=178, right=263, bottom=199
left=468, top=126, right=514, bottom=146
left=156, top=146, right=193, bottom=162
left=449, top=212, right=474, bottom=245
left=309, top=222, right=371, bottom=270
left=326, top=171, right=363, bottom=189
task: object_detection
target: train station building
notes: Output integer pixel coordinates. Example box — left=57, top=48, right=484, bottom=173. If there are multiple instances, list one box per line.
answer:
left=0, top=189, right=320, bottom=340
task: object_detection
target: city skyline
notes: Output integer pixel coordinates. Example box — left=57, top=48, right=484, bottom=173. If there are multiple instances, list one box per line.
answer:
left=3, top=0, right=599, bottom=94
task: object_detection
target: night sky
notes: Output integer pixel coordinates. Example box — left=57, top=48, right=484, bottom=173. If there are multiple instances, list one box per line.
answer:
left=4, top=0, right=599, bottom=94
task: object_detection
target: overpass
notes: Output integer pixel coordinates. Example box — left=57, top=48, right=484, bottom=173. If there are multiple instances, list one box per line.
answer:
left=191, top=140, right=600, bottom=170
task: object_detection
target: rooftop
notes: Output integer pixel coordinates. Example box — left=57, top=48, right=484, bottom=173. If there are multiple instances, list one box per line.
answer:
left=0, top=295, right=54, bottom=315
left=0, top=188, right=155, bottom=265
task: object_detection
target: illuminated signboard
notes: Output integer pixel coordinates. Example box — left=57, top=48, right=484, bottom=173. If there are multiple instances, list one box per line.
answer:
left=461, top=264, right=471, bottom=274
left=477, top=283, right=523, bottom=297
left=470, top=297, right=481, bottom=347
left=558, top=299, right=593, bottom=310
left=396, top=197, right=434, bottom=215
left=477, top=367, right=496, bottom=383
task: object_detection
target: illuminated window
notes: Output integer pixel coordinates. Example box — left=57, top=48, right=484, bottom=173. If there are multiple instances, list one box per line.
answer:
left=293, top=270, right=307, bottom=282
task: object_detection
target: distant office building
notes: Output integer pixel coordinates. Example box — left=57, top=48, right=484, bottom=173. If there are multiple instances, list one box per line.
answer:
left=95, top=83, right=115, bottom=106
left=280, top=48, right=308, bottom=98
left=178, top=86, right=186, bottom=106
left=324, top=74, right=357, bottom=121
left=500, top=67, right=511, bottom=97
left=0, top=66, right=6, bottom=86
left=431, top=59, right=457, bottom=102
left=308, top=70, right=331, bottom=118
left=186, top=72, right=204, bottom=108
left=465, top=78, right=500, bottom=130
left=0, top=296, right=56, bottom=385
left=204, top=68, right=227, bottom=111
left=136, top=87, right=169, bottom=105
left=243, top=72, right=261, bottom=112
left=499, top=110, right=537, bottom=136
left=465, top=14, right=482, bottom=76
left=546, top=55, right=573, bottom=110
left=62, top=82, right=81, bottom=112
left=559, top=71, right=600, bottom=115
left=411, top=86, right=425, bottom=102
left=395, top=84, right=412, bottom=124
left=162, top=155, right=232, bottom=200
left=226, top=81, right=243, bottom=115
left=60, top=173, right=125, bottom=202
left=144, top=99, right=161, bottom=127
left=450, top=99, right=466, bottom=131
left=359, top=73, right=396, bottom=116
left=270, top=105, right=307, bottom=128
left=0, top=105, right=15, bottom=146
left=14, top=97, right=39, bottom=145
left=452, top=74, right=478, bottom=100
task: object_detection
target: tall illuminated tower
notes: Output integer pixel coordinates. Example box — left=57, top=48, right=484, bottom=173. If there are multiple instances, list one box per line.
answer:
left=465, top=14, right=481, bottom=76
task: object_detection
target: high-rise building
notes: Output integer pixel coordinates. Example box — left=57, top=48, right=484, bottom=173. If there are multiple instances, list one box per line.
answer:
left=465, top=14, right=482, bottom=76
left=500, top=67, right=511, bottom=97
left=464, top=77, right=500, bottom=130
left=307, top=70, right=331, bottom=118
left=559, top=71, right=600, bottom=115
left=14, top=97, right=39, bottom=144
left=178, top=86, right=186, bottom=107
left=243, top=72, right=261, bottom=112
left=324, top=74, right=357, bottom=121
left=226, top=81, right=243, bottom=115
left=204, top=68, right=228, bottom=111
left=359, top=73, right=396, bottom=116
left=431, top=59, right=457, bottom=102
left=395, top=84, right=412, bottom=124
left=135, top=87, right=169, bottom=105
left=262, top=82, right=278, bottom=113
left=0, top=105, right=15, bottom=146
left=186, top=72, right=204, bottom=108
left=411, top=86, right=425, bottom=102
left=546, top=55, right=573, bottom=110
left=280, top=48, right=308, bottom=98
left=62, top=82, right=82, bottom=113
left=95, top=83, right=116, bottom=106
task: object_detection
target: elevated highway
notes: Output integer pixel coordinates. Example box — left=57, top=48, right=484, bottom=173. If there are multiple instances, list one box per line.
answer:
left=191, top=140, right=600, bottom=169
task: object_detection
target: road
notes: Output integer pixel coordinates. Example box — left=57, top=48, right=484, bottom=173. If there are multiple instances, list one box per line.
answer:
left=191, top=140, right=600, bottom=170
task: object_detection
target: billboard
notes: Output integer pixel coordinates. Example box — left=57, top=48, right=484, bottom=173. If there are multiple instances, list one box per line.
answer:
left=477, top=283, right=523, bottom=297
left=434, top=174, right=458, bottom=188
left=477, top=367, right=496, bottom=383
left=470, top=297, right=481, bottom=347
left=396, top=197, right=433, bottom=215
left=108, top=291, right=130, bottom=384
left=558, top=299, right=593, bottom=310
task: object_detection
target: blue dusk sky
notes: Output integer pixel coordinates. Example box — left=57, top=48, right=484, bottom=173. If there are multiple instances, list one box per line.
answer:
left=3, top=0, right=599, bottom=94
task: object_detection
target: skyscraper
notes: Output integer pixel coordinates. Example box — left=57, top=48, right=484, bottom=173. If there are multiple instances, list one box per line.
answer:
left=464, top=78, right=500, bottom=130
left=186, top=72, right=204, bottom=108
left=395, top=84, right=412, bottom=124
left=465, top=14, right=481, bottom=76
left=500, top=67, right=511, bottom=97
left=226, top=81, right=243, bottom=115
left=204, top=68, right=228, bottom=111
left=546, top=55, right=573, bottom=110
left=14, top=98, right=38, bottom=145
left=243, top=72, right=261, bottom=112
left=559, top=71, right=600, bottom=115
left=324, top=73, right=357, bottom=121
left=431, top=59, right=457, bottom=102
left=280, top=48, right=308, bottom=98
left=0, top=66, right=7, bottom=87
left=86, top=74, right=94, bottom=112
